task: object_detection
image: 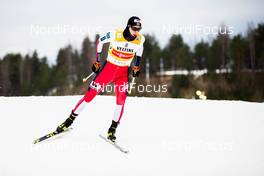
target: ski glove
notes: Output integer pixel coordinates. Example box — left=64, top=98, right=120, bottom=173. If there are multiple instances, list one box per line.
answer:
left=132, top=66, right=140, bottom=77
left=92, top=62, right=101, bottom=73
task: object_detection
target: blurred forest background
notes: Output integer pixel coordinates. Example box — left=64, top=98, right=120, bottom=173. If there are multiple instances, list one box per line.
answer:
left=0, top=23, right=264, bottom=102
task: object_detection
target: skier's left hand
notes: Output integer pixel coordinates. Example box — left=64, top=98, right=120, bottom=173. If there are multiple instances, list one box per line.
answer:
left=132, top=66, right=140, bottom=77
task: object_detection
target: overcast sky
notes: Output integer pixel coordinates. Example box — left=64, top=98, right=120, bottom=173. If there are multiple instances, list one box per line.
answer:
left=0, top=0, right=263, bottom=64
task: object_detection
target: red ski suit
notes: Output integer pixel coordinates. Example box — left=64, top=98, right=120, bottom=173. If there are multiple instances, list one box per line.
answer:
left=72, top=62, right=128, bottom=122
left=71, top=29, right=144, bottom=123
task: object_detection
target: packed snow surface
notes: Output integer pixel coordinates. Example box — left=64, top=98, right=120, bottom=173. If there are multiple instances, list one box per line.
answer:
left=0, top=96, right=263, bottom=176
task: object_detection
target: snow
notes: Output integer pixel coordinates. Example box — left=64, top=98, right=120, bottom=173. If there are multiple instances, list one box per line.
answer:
left=0, top=95, right=264, bottom=176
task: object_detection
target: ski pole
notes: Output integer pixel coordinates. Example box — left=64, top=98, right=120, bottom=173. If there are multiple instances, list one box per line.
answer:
left=128, top=77, right=136, bottom=94
left=82, top=72, right=95, bottom=83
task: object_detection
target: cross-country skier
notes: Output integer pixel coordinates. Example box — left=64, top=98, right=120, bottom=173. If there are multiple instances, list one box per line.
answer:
left=56, top=16, right=145, bottom=142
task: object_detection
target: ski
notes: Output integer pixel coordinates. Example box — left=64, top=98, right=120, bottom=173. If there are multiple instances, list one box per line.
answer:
left=99, top=134, right=129, bottom=154
left=33, top=128, right=72, bottom=144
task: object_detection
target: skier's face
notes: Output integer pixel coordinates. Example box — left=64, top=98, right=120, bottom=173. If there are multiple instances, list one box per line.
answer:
left=129, top=26, right=141, bottom=36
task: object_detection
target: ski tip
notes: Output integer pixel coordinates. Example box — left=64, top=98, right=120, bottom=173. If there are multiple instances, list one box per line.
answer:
left=32, top=139, right=40, bottom=144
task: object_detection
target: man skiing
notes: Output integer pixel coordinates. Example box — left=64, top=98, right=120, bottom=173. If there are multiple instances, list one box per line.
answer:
left=56, top=16, right=145, bottom=142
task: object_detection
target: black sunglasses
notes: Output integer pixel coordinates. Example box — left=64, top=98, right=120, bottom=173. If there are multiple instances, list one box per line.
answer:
left=131, top=26, right=142, bottom=31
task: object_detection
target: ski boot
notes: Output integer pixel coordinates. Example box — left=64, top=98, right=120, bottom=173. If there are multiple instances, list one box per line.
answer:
left=107, top=120, right=119, bottom=142
left=56, top=111, right=77, bottom=133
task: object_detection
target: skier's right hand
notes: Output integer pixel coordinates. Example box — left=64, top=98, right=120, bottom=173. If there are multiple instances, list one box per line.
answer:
left=92, top=62, right=101, bottom=73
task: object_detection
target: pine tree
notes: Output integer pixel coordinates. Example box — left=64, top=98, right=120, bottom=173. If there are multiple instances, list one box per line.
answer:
left=162, top=34, right=192, bottom=70
left=254, top=23, right=264, bottom=69
left=141, top=34, right=161, bottom=74
left=53, top=45, right=77, bottom=89
left=194, top=40, right=209, bottom=69
left=230, top=35, right=248, bottom=72
left=35, top=57, right=52, bottom=94
left=2, top=54, right=23, bottom=95
left=80, top=37, right=94, bottom=78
